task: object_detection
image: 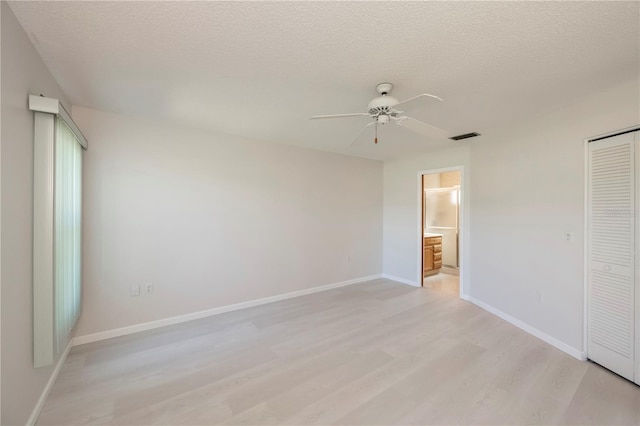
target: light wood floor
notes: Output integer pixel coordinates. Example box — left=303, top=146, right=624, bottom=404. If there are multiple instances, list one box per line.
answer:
left=38, top=277, right=640, bottom=425
left=423, top=272, right=459, bottom=295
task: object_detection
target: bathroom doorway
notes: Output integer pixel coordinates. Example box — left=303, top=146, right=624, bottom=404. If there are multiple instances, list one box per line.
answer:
left=420, top=168, right=463, bottom=295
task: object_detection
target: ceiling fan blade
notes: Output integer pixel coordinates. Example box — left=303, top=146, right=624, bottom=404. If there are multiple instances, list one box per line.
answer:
left=395, top=93, right=443, bottom=107
left=396, top=116, right=449, bottom=140
left=349, top=122, right=376, bottom=147
left=309, top=113, right=370, bottom=120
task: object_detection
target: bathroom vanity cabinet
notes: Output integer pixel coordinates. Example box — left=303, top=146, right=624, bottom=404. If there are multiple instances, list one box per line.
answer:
left=423, top=235, right=442, bottom=277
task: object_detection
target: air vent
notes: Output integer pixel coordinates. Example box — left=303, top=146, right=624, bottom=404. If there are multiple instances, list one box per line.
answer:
left=450, top=132, right=481, bottom=141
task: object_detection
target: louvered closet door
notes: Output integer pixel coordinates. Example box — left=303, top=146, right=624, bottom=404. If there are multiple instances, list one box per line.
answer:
left=587, top=131, right=636, bottom=382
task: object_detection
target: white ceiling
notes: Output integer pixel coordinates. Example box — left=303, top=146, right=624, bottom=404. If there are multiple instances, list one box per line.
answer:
left=9, top=1, right=640, bottom=160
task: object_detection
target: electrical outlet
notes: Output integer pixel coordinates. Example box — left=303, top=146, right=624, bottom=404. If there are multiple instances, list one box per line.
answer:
left=131, top=285, right=140, bottom=297
left=346, top=256, right=351, bottom=264
left=143, top=283, right=153, bottom=294
left=537, top=291, right=544, bottom=304
left=565, top=232, right=573, bottom=242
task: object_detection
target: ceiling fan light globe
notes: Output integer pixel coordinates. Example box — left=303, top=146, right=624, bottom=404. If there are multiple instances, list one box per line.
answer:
left=378, top=114, right=390, bottom=124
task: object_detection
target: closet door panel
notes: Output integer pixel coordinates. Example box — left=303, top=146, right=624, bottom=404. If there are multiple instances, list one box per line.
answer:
left=588, top=132, right=635, bottom=381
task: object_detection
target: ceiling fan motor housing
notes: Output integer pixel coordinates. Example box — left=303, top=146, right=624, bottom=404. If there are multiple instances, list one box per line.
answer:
left=368, top=82, right=399, bottom=117
left=367, top=96, right=399, bottom=116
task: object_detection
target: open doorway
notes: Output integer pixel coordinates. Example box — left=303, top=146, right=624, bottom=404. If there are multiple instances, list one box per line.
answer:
left=420, top=168, right=463, bottom=296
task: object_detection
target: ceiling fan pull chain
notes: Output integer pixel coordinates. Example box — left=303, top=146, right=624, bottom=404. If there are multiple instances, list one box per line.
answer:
left=375, top=121, right=378, bottom=144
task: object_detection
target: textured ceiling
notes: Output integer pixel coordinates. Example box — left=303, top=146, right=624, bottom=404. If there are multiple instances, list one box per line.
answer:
left=9, top=1, right=640, bottom=160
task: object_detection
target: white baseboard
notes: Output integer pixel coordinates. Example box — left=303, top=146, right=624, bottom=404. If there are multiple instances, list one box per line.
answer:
left=381, top=273, right=420, bottom=287
left=73, top=274, right=382, bottom=346
left=26, top=339, right=73, bottom=426
left=463, top=295, right=586, bottom=361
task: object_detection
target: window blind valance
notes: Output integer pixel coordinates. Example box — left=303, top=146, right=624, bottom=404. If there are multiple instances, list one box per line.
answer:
left=29, top=94, right=88, bottom=149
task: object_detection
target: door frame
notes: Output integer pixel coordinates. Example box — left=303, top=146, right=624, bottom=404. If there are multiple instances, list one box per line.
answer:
left=583, top=125, right=640, bottom=381
left=417, top=165, right=465, bottom=298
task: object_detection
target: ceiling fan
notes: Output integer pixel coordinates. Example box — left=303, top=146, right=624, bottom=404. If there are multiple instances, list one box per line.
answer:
left=309, top=82, right=449, bottom=145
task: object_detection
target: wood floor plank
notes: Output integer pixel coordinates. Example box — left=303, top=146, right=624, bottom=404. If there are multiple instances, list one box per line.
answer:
left=561, top=363, right=640, bottom=425
left=281, top=343, right=459, bottom=425
left=36, top=276, right=640, bottom=425
left=266, top=350, right=394, bottom=421
left=335, top=340, right=487, bottom=425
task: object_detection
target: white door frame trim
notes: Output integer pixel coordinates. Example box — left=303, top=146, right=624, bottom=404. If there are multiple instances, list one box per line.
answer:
left=417, top=166, right=465, bottom=298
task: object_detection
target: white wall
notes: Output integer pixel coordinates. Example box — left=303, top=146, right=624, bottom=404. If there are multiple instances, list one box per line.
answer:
left=1, top=3, right=73, bottom=424
left=468, top=77, right=639, bottom=354
left=382, top=77, right=639, bottom=357
left=382, top=145, right=471, bottom=288
left=72, top=106, right=383, bottom=338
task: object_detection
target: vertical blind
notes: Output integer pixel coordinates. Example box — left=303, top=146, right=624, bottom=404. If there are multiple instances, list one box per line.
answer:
left=54, top=117, right=83, bottom=354
left=30, top=95, right=87, bottom=367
